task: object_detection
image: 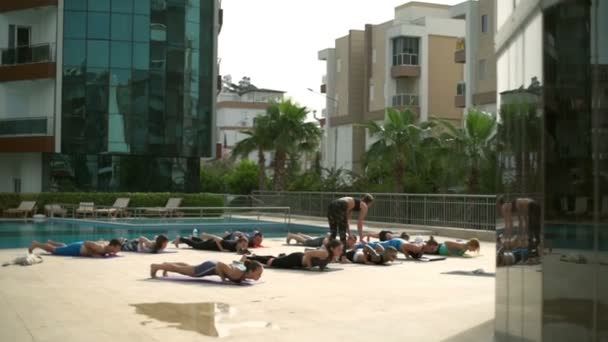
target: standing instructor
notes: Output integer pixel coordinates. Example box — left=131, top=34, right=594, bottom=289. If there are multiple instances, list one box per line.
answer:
left=327, top=194, right=374, bottom=244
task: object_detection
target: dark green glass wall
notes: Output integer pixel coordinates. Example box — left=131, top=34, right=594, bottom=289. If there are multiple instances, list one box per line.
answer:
left=54, top=0, right=216, bottom=192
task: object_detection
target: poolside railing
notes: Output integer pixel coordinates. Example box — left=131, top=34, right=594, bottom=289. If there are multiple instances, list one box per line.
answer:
left=51, top=204, right=291, bottom=226
left=251, top=191, right=497, bottom=231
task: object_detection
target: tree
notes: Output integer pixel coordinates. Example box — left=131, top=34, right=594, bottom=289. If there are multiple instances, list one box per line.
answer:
left=232, top=115, right=273, bottom=191
left=437, top=109, right=497, bottom=194
left=265, top=99, right=322, bottom=191
left=364, top=108, right=435, bottom=193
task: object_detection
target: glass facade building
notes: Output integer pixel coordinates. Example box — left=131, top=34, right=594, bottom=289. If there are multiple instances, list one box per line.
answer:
left=45, top=0, right=218, bottom=192
left=495, top=0, right=607, bottom=341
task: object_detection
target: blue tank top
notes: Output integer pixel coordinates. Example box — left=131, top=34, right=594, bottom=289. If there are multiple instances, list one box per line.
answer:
left=356, top=238, right=405, bottom=250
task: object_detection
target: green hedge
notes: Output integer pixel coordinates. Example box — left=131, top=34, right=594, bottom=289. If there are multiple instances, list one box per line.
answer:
left=0, top=192, right=224, bottom=213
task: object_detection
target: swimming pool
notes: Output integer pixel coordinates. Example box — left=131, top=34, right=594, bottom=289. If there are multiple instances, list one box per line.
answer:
left=0, top=218, right=327, bottom=249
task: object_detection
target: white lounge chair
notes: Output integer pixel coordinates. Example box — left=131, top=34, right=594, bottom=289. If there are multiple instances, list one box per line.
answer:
left=4, top=201, right=37, bottom=218
left=76, top=202, right=95, bottom=218
left=144, top=198, right=183, bottom=217
left=45, top=204, right=67, bottom=218
left=95, top=198, right=130, bottom=218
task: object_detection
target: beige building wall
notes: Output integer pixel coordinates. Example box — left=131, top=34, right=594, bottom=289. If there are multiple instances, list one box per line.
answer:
left=368, top=21, right=392, bottom=113
left=428, top=34, right=464, bottom=122
left=335, top=35, right=349, bottom=117
left=348, top=30, right=366, bottom=122
left=475, top=0, right=497, bottom=96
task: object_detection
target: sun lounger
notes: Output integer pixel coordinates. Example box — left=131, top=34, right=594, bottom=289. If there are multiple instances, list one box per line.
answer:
left=4, top=201, right=37, bottom=218
left=95, top=198, right=130, bottom=218
left=76, top=202, right=95, bottom=218
left=44, top=204, right=67, bottom=218
left=144, top=198, right=182, bottom=217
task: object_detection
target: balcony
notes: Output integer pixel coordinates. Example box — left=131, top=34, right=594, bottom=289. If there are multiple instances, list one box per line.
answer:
left=391, top=53, right=420, bottom=78
left=454, top=38, right=465, bottom=63
left=391, top=94, right=420, bottom=116
left=321, top=75, right=327, bottom=93
left=0, top=116, right=55, bottom=153
left=455, top=82, right=466, bottom=108
left=0, top=43, right=56, bottom=82
left=0, top=0, right=57, bottom=12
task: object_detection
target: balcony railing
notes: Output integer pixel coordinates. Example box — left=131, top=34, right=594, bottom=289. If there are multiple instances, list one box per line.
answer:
left=392, top=93, right=420, bottom=107
left=0, top=43, right=55, bottom=66
left=392, top=53, right=419, bottom=66
left=0, top=116, right=53, bottom=136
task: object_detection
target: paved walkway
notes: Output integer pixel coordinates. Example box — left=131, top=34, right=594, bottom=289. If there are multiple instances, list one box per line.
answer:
left=0, top=237, right=495, bottom=342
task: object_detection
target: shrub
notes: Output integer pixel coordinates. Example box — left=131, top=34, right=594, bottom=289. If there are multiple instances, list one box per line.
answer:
left=225, top=160, right=259, bottom=195
left=0, top=193, right=224, bottom=214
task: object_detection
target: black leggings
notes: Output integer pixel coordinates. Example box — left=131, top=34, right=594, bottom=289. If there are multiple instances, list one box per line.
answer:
left=327, top=200, right=348, bottom=246
left=248, top=252, right=304, bottom=269
left=180, top=237, right=219, bottom=251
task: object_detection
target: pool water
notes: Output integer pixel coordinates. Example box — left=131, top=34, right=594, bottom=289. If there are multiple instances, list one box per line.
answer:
left=0, top=219, right=327, bottom=249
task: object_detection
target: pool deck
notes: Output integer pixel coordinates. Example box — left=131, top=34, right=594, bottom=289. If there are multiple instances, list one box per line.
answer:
left=0, top=233, right=495, bottom=342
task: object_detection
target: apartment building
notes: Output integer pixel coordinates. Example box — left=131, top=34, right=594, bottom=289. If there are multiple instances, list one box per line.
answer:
left=0, top=0, right=222, bottom=193
left=319, top=1, right=465, bottom=173
left=450, top=0, right=497, bottom=113
left=216, top=76, right=284, bottom=164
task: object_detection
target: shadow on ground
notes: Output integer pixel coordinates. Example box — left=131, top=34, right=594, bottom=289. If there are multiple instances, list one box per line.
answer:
left=441, top=319, right=494, bottom=342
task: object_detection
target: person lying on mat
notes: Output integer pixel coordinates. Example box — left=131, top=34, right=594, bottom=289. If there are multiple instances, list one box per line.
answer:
left=222, top=230, right=264, bottom=248
left=362, top=231, right=410, bottom=242
left=29, top=239, right=123, bottom=257
left=242, top=240, right=343, bottom=270
left=120, top=235, right=169, bottom=253
left=150, top=259, right=264, bottom=282
left=355, top=238, right=424, bottom=259
left=286, top=233, right=329, bottom=247
left=346, top=245, right=399, bottom=265
left=174, top=235, right=250, bottom=254
left=423, top=236, right=480, bottom=257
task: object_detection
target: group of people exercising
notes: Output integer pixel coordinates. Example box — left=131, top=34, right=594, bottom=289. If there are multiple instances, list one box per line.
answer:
left=27, top=194, right=481, bottom=284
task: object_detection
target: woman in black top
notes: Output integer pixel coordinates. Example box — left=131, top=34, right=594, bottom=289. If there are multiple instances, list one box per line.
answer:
left=174, top=235, right=249, bottom=253
left=327, top=194, right=374, bottom=245
left=242, top=240, right=343, bottom=270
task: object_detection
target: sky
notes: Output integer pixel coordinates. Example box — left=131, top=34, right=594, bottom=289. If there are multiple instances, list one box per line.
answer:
left=218, top=0, right=464, bottom=120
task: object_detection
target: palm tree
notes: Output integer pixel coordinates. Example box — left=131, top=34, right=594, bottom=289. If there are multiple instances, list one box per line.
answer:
left=364, top=107, right=435, bottom=193
left=232, top=115, right=273, bottom=191
left=265, top=99, right=321, bottom=191
left=437, top=109, right=497, bottom=193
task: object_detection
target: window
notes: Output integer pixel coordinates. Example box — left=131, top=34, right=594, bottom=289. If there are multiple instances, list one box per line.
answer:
left=337, top=58, right=342, bottom=73
left=111, top=0, right=133, bottom=13
left=478, top=59, right=487, bottom=80
left=64, top=39, right=86, bottom=66
left=111, top=41, right=132, bottom=68
left=88, top=0, right=110, bottom=12
left=87, top=40, right=109, bottom=68
left=13, top=178, right=21, bottom=193
left=372, top=49, right=377, bottom=64
left=133, top=43, right=150, bottom=70
left=392, top=37, right=419, bottom=66
left=481, top=15, right=488, bottom=33
left=133, top=15, right=150, bottom=42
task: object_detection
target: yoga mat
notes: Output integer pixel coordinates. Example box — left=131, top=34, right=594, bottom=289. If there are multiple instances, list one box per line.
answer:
left=267, top=266, right=343, bottom=272
left=44, top=253, right=124, bottom=258
left=398, top=255, right=446, bottom=262
left=442, top=270, right=495, bottom=277
left=121, top=250, right=178, bottom=254
left=151, top=275, right=262, bottom=286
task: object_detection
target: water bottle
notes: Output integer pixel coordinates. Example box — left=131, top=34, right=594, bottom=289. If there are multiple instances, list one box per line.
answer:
left=192, top=228, right=199, bottom=238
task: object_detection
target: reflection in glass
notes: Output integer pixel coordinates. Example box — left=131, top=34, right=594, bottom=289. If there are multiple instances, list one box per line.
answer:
left=86, top=68, right=110, bottom=85
left=65, top=0, right=86, bottom=10
left=134, top=0, right=151, bottom=15
left=63, top=39, right=86, bottom=66
left=133, top=15, right=151, bottom=42
left=64, top=11, right=86, bottom=39
left=111, top=0, right=133, bottom=13
left=87, top=12, right=110, bottom=39
left=111, top=42, right=132, bottom=68
left=88, top=0, right=110, bottom=12
left=86, top=41, right=109, bottom=68
left=111, top=14, right=133, bottom=41
left=133, top=43, right=150, bottom=70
